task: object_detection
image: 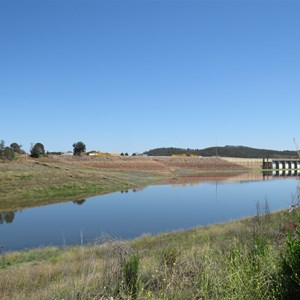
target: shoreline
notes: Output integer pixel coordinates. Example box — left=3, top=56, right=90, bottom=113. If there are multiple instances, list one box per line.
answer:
left=1, top=207, right=299, bottom=299
left=0, top=155, right=252, bottom=211
left=1, top=205, right=292, bottom=254
left=1, top=157, right=299, bottom=298
left=0, top=201, right=293, bottom=252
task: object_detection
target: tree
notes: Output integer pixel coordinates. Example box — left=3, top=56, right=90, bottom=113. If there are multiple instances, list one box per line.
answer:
left=0, top=140, right=5, bottom=156
left=73, top=141, right=86, bottom=156
left=10, top=143, right=22, bottom=153
left=30, top=143, right=45, bottom=158
left=2, top=147, right=15, bottom=160
left=0, top=141, right=15, bottom=160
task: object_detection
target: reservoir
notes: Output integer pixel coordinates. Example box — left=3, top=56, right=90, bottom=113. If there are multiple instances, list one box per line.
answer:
left=0, top=174, right=299, bottom=251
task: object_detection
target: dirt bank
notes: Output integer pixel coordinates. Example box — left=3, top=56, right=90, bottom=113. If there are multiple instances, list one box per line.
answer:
left=54, top=155, right=248, bottom=173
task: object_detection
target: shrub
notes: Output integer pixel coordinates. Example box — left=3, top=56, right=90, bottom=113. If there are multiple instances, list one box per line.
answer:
left=123, top=255, right=140, bottom=299
left=161, top=247, right=179, bottom=270
left=2, top=147, right=15, bottom=160
left=276, top=221, right=300, bottom=299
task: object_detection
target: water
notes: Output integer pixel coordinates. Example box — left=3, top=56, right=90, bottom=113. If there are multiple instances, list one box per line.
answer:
left=0, top=175, right=299, bottom=251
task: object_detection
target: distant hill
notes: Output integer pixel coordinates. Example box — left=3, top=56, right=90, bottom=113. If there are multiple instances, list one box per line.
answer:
left=143, top=146, right=298, bottom=159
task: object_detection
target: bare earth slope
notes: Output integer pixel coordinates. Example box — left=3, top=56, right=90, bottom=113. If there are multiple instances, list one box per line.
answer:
left=55, top=155, right=248, bottom=173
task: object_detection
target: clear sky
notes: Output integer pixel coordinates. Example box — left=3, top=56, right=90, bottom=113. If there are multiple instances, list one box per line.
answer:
left=1, top=0, right=299, bottom=154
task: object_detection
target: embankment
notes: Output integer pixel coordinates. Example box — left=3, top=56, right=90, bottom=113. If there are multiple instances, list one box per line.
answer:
left=222, top=157, right=262, bottom=169
left=55, top=155, right=249, bottom=172
left=0, top=156, right=249, bottom=211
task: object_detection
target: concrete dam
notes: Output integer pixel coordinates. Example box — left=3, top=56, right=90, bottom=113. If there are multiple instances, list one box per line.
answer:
left=263, top=158, right=300, bottom=170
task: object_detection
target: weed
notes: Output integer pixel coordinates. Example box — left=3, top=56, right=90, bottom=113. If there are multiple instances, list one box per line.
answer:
left=276, top=220, right=300, bottom=299
left=161, top=247, right=179, bottom=270
left=122, top=254, right=140, bottom=299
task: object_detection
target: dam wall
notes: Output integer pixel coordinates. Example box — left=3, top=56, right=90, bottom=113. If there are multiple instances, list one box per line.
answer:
left=263, top=158, right=300, bottom=170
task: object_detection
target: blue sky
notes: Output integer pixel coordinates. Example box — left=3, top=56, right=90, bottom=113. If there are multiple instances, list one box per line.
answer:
left=1, top=0, right=300, bottom=154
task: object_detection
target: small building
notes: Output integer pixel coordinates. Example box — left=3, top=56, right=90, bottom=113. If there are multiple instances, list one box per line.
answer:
left=62, top=151, right=73, bottom=156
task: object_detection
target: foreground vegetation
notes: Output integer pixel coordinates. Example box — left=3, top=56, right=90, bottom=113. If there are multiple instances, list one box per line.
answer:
left=1, top=206, right=300, bottom=299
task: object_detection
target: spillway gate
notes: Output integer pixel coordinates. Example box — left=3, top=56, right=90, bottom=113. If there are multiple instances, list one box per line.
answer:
left=263, top=158, right=300, bottom=170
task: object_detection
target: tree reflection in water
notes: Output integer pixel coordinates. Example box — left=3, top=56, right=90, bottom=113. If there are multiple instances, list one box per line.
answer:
left=0, top=211, right=16, bottom=224
left=72, top=199, right=86, bottom=205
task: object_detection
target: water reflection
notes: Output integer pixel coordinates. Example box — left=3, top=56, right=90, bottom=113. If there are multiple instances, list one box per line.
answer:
left=72, top=199, right=86, bottom=205
left=0, top=211, right=16, bottom=224
left=121, top=188, right=144, bottom=193
left=263, top=170, right=300, bottom=179
left=1, top=175, right=299, bottom=251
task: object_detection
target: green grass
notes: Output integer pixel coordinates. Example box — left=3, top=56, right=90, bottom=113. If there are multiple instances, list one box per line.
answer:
left=0, top=157, right=249, bottom=211
left=1, top=207, right=300, bottom=299
left=0, top=159, right=163, bottom=211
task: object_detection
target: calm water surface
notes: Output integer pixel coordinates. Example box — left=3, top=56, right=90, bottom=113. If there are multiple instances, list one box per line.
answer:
left=1, top=176, right=299, bottom=251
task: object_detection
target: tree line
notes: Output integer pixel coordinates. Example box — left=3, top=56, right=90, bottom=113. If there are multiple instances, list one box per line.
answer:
left=0, top=140, right=88, bottom=160
left=0, top=139, right=132, bottom=160
left=3, top=140, right=296, bottom=160
left=144, top=145, right=298, bottom=159
left=0, top=140, right=25, bottom=160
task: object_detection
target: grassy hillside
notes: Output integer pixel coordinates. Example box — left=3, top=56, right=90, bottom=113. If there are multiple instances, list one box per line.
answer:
left=144, top=145, right=297, bottom=158
left=0, top=156, right=247, bottom=211
left=0, top=158, right=162, bottom=211
left=1, top=207, right=300, bottom=299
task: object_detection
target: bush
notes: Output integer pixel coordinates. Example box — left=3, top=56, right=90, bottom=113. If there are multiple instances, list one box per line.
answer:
left=123, top=255, right=140, bottom=299
left=0, top=140, right=16, bottom=160
left=276, top=221, right=300, bottom=299
left=161, top=247, right=179, bottom=270
left=2, top=147, right=15, bottom=160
